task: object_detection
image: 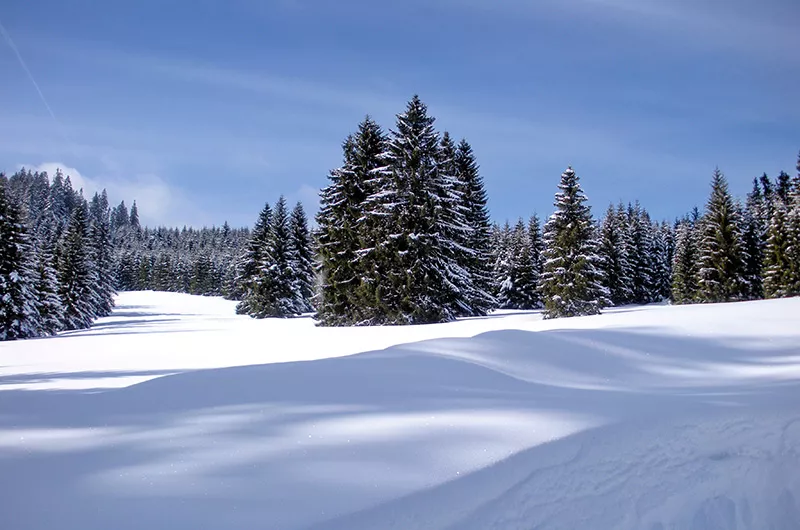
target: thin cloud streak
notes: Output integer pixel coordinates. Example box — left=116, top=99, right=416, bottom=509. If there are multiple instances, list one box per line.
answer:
left=448, top=0, right=799, bottom=63
left=0, top=16, right=72, bottom=142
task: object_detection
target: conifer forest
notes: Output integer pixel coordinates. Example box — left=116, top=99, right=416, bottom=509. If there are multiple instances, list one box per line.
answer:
left=2, top=96, right=799, bottom=339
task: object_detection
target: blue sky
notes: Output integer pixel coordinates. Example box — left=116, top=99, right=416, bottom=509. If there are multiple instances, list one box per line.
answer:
left=1, top=0, right=798, bottom=227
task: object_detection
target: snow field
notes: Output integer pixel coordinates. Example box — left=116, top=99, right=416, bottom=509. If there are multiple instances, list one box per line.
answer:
left=0, top=291, right=799, bottom=529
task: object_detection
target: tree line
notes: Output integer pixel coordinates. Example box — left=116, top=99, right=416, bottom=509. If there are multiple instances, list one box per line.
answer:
left=0, top=170, right=115, bottom=339
left=2, top=94, right=799, bottom=339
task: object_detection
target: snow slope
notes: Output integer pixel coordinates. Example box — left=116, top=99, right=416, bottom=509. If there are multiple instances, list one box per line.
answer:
left=1, top=291, right=799, bottom=529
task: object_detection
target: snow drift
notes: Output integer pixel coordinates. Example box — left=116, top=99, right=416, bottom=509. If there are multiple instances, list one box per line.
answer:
left=0, top=292, right=799, bottom=529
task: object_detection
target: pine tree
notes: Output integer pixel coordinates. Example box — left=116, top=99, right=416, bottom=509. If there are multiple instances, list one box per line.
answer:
left=0, top=176, right=41, bottom=340
left=89, top=190, right=116, bottom=317
left=433, top=131, right=478, bottom=318
left=317, top=117, right=388, bottom=325
left=57, top=201, right=98, bottom=330
left=671, top=217, right=700, bottom=304
left=763, top=203, right=793, bottom=298
left=539, top=166, right=608, bottom=319
left=263, top=196, right=298, bottom=317
left=493, top=221, right=514, bottom=307
left=365, top=96, right=456, bottom=324
left=597, top=204, right=633, bottom=306
left=498, top=219, right=539, bottom=309
left=697, top=168, right=747, bottom=303
left=129, top=201, right=141, bottom=231
left=626, top=202, right=657, bottom=304
left=289, top=201, right=315, bottom=313
left=455, top=139, right=496, bottom=315
left=742, top=179, right=766, bottom=300
left=527, top=214, right=545, bottom=308
left=776, top=171, right=792, bottom=205
left=651, top=222, right=673, bottom=301
left=236, top=202, right=273, bottom=315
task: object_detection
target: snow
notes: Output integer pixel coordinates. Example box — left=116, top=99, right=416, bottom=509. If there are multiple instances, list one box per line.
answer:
left=1, top=291, right=799, bottom=529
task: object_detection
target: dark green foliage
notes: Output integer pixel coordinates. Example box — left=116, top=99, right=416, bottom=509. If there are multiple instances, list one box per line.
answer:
left=455, top=139, right=497, bottom=315
left=671, top=217, right=700, bottom=304
left=265, top=196, right=299, bottom=317
left=539, top=166, right=609, bottom=319
left=89, top=191, right=116, bottom=317
left=597, top=204, right=633, bottom=306
left=236, top=202, right=274, bottom=316
left=316, top=118, right=388, bottom=326
left=289, top=202, right=315, bottom=313
left=57, top=202, right=98, bottom=330
left=0, top=176, right=40, bottom=340
left=697, top=168, right=747, bottom=303
left=496, top=219, right=539, bottom=309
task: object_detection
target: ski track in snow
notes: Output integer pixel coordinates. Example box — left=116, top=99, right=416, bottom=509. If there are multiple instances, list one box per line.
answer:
left=0, top=291, right=799, bottom=529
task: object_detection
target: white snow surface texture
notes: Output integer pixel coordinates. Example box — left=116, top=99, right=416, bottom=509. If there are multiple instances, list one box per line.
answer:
left=1, top=291, right=799, bottom=530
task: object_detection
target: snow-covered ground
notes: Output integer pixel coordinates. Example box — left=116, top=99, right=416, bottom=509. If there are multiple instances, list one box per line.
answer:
left=1, top=291, right=799, bottom=529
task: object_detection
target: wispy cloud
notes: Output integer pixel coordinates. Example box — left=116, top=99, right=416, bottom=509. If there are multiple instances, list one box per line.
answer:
left=45, top=42, right=402, bottom=116
left=450, top=0, right=799, bottom=62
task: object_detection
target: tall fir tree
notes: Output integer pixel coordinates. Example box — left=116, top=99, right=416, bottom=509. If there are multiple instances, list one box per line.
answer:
left=539, top=166, right=608, bottom=319
left=651, top=221, right=674, bottom=301
left=31, top=238, right=64, bottom=336
left=0, top=176, right=41, bottom=340
left=671, top=217, right=700, bottom=304
left=626, top=202, right=657, bottom=304
left=527, top=214, right=545, bottom=308
left=492, top=221, right=514, bottom=306
left=763, top=202, right=793, bottom=298
left=742, top=179, right=766, bottom=300
left=236, top=202, right=274, bottom=316
left=455, top=139, right=497, bottom=315
left=89, top=190, right=116, bottom=317
left=57, top=201, right=98, bottom=330
left=264, top=196, right=299, bottom=317
left=776, top=171, right=792, bottom=205
left=317, top=117, right=388, bottom=325
left=697, top=168, right=747, bottom=303
left=289, top=201, right=315, bottom=313
left=433, top=131, right=479, bottom=318
left=497, top=219, right=539, bottom=309
left=364, top=96, right=458, bottom=324
left=597, top=204, right=633, bottom=306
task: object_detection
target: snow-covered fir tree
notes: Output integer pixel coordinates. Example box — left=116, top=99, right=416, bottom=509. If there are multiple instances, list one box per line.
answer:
left=265, top=196, right=300, bottom=317
left=539, top=166, right=609, bottom=319
left=697, top=168, right=747, bottom=303
left=0, top=175, right=41, bottom=340
left=741, top=179, right=766, bottom=300
left=626, top=202, right=657, bottom=304
left=57, top=201, right=98, bottom=330
left=762, top=167, right=800, bottom=298
left=671, top=215, right=700, bottom=304
left=496, top=219, right=539, bottom=309
left=492, top=221, right=514, bottom=305
left=455, top=139, right=497, bottom=315
left=236, top=202, right=274, bottom=316
left=597, top=204, right=633, bottom=306
left=31, top=237, right=64, bottom=336
left=362, top=96, right=466, bottom=324
left=527, top=214, right=545, bottom=308
left=432, top=131, right=475, bottom=318
left=316, top=117, right=388, bottom=326
left=652, top=221, right=674, bottom=301
left=289, top=201, right=315, bottom=313
left=88, top=191, right=116, bottom=317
